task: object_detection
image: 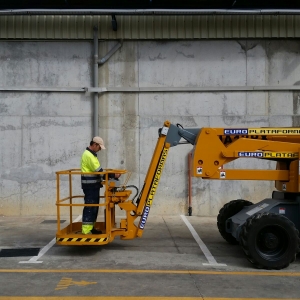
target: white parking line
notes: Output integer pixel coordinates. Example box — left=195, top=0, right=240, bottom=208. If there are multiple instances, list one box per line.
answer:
left=180, top=215, right=227, bottom=267
left=19, top=215, right=82, bottom=264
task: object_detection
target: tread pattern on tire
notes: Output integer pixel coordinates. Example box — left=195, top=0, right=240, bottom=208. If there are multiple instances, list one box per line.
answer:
left=217, top=199, right=253, bottom=245
left=240, top=212, right=300, bottom=270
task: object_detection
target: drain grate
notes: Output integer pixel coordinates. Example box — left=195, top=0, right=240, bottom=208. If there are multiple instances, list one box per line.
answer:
left=41, top=220, right=66, bottom=224
left=0, top=248, right=40, bottom=257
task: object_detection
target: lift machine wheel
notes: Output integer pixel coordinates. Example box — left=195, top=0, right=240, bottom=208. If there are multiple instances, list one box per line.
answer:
left=239, top=212, right=300, bottom=270
left=217, top=199, right=253, bottom=244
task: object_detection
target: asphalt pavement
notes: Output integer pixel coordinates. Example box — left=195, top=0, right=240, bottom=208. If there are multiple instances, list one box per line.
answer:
left=0, top=215, right=299, bottom=299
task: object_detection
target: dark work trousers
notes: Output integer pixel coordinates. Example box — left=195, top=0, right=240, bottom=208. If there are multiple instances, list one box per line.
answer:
left=82, top=187, right=100, bottom=225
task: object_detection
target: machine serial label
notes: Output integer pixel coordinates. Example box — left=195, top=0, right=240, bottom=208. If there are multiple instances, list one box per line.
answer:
left=224, top=128, right=300, bottom=135
left=138, top=147, right=169, bottom=230
left=246, top=203, right=269, bottom=216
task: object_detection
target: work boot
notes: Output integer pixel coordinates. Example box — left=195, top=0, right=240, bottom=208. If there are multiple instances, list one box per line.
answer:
left=90, top=228, right=102, bottom=234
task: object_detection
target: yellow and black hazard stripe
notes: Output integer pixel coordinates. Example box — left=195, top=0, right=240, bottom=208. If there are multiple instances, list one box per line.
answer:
left=56, top=237, right=108, bottom=243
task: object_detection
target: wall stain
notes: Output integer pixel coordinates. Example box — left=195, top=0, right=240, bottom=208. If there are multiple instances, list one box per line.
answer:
left=222, top=116, right=245, bottom=126
left=25, top=119, right=86, bottom=129
left=0, top=124, right=17, bottom=131
left=149, top=53, right=166, bottom=61
left=293, top=80, right=300, bottom=118
left=1, top=165, right=54, bottom=184
left=0, top=103, right=8, bottom=113
left=283, top=57, right=300, bottom=79
left=237, top=41, right=257, bottom=53
left=180, top=42, right=192, bottom=48
left=264, top=40, right=300, bottom=80
left=175, top=50, right=194, bottom=58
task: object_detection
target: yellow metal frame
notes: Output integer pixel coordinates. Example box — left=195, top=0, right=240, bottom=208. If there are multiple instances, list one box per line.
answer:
left=55, top=168, right=135, bottom=245
left=192, top=128, right=300, bottom=192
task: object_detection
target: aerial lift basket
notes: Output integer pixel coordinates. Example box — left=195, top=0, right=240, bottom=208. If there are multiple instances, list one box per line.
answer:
left=55, top=168, right=133, bottom=246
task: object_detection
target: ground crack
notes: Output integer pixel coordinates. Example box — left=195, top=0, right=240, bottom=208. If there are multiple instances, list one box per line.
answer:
left=162, top=216, right=180, bottom=254
left=189, top=272, right=205, bottom=299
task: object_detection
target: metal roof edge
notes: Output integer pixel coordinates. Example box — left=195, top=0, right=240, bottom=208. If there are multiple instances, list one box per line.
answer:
left=2, top=9, right=300, bottom=16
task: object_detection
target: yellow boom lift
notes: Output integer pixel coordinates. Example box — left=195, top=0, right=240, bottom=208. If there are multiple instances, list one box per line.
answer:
left=56, top=120, right=300, bottom=270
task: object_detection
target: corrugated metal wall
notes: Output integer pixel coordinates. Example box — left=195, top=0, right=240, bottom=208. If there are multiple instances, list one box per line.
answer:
left=1, top=14, right=300, bottom=39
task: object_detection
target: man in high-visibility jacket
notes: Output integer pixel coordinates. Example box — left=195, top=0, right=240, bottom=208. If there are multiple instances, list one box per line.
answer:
left=81, top=136, right=120, bottom=234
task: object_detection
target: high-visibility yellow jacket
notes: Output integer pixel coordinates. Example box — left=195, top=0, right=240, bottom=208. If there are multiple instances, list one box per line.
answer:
left=81, top=148, right=102, bottom=189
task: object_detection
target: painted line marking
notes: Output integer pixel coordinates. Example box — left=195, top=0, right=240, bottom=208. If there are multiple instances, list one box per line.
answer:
left=0, top=298, right=299, bottom=300
left=181, top=215, right=227, bottom=267
left=55, top=277, right=97, bottom=290
left=0, top=269, right=300, bottom=276
left=19, top=215, right=82, bottom=264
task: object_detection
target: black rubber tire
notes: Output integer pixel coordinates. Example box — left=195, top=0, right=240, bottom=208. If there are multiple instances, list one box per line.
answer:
left=240, top=212, right=300, bottom=270
left=217, top=199, right=253, bottom=245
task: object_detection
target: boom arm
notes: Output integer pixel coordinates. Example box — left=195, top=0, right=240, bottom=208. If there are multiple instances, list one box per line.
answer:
left=135, top=120, right=200, bottom=237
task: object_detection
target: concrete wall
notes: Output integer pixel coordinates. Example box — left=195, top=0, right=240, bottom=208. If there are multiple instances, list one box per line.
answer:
left=0, top=39, right=299, bottom=216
